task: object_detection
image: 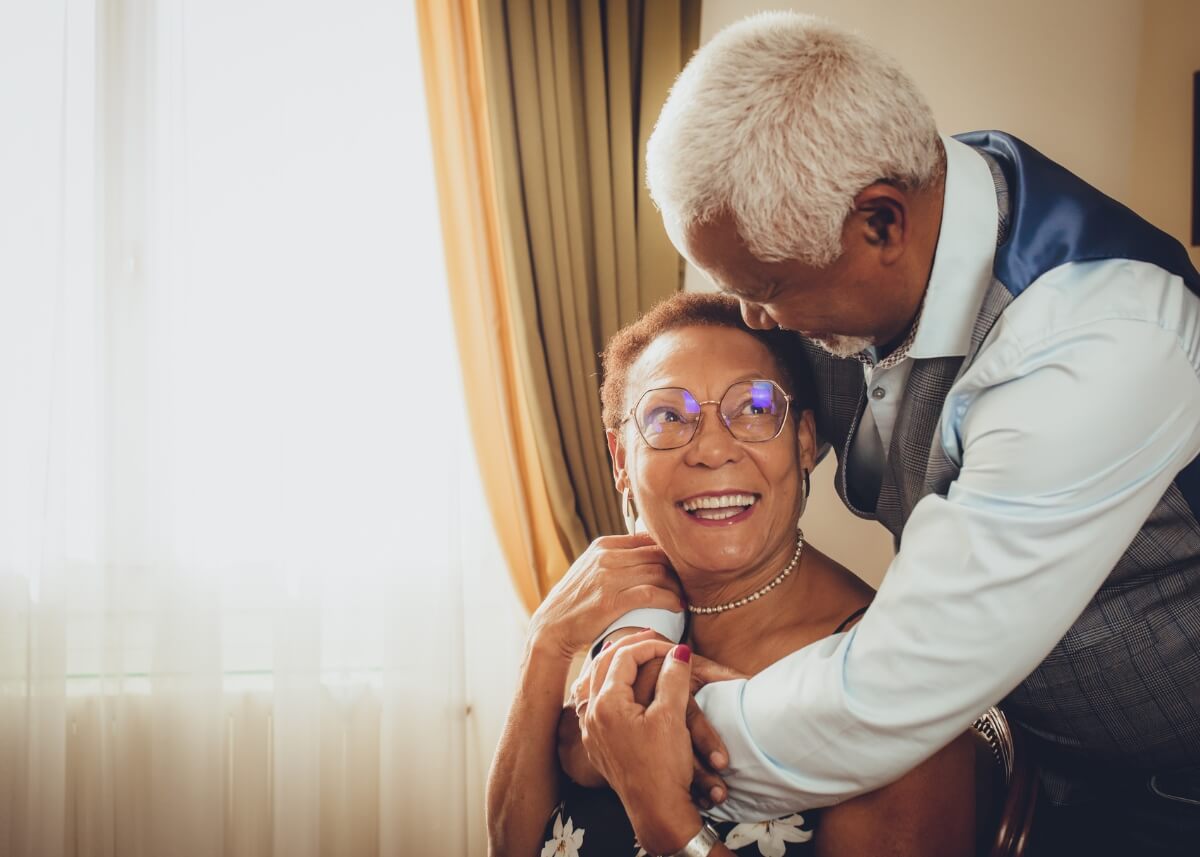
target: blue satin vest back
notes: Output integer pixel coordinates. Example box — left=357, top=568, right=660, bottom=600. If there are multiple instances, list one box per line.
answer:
left=956, top=130, right=1200, bottom=519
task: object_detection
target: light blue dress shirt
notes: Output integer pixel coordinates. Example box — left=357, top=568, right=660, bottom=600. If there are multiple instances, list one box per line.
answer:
left=609, top=137, right=1200, bottom=820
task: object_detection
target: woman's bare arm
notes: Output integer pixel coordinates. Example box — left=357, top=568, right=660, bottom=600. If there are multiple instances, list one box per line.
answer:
left=815, top=732, right=976, bottom=857
left=486, top=637, right=572, bottom=857
left=486, top=535, right=683, bottom=856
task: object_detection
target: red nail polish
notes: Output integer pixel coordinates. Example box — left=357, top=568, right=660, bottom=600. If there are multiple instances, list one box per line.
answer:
left=601, top=640, right=613, bottom=651
left=673, top=644, right=691, bottom=663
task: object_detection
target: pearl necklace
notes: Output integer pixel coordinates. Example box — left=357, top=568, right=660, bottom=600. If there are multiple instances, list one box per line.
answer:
left=687, top=530, right=805, bottom=615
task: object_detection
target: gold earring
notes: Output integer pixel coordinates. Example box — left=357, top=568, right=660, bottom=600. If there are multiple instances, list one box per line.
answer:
left=621, top=486, right=637, bottom=535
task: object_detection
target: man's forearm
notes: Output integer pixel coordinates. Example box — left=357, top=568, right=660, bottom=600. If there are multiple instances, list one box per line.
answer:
left=696, top=309, right=1200, bottom=820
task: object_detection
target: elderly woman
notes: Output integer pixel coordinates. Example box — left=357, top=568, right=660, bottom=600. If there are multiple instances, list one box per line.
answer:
left=487, top=293, right=974, bottom=857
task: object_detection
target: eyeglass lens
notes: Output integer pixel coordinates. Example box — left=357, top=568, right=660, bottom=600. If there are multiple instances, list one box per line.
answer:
left=634, top=380, right=788, bottom=449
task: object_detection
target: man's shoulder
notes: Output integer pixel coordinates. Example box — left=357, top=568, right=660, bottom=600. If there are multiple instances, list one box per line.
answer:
left=990, top=258, right=1200, bottom=355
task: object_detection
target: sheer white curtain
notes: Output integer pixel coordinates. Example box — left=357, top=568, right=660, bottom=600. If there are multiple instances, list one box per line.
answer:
left=0, top=2, right=527, bottom=856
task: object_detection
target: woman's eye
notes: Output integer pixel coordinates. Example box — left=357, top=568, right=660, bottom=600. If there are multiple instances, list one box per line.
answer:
left=646, top=407, right=684, bottom=425
left=733, top=398, right=768, bottom=416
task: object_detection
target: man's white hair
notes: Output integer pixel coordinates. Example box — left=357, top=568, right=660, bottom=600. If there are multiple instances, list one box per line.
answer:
left=646, top=12, right=943, bottom=268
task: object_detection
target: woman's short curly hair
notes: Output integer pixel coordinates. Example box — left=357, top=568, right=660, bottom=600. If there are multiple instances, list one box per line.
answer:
left=599, top=292, right=815, bottom=431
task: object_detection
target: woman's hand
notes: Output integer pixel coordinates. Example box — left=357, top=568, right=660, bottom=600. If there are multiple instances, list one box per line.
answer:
left=564, top=630, right=745, bottom=800
left=528, top=533, right=682, bottom=661
left=559, top=627, right=676, bottom=789
left=579, top=636, right=705, bottom=854
left=628, top=644, right=745, bottom=809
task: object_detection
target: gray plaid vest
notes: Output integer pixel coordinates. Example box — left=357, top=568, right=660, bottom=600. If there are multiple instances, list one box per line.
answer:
left=802, top=133, right=1200, bottom=804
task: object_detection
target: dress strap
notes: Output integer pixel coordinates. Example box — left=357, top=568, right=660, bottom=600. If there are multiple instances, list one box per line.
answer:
left=833, top=605, right=868, bottom=634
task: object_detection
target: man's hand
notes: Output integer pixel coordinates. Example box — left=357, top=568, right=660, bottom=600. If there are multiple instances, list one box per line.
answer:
left=557, top=702, right=607, bottom=788
left=529, top=534, right=682, bottom=662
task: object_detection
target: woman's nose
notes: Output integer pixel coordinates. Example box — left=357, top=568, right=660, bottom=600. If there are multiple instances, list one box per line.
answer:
left=740, top=301, right=775, bottom=330
left=686, top=407, right=742, bottom=467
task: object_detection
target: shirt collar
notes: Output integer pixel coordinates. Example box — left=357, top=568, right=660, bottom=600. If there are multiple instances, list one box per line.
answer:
left=906, top=135, right=999, bottom=360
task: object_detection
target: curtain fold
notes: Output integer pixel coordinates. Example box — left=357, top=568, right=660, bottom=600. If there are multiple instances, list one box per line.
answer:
left=439, top=0, right=700, bottom=602
left=415, top=0, right=573, bottom=613
left=482, top=0, right=700, bottom=549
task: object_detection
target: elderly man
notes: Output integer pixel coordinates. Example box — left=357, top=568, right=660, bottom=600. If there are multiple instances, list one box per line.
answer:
left=589, top=11, right=1200, bottom=857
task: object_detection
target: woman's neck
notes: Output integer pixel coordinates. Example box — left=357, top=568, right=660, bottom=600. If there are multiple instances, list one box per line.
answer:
left=683, top=546, right=816, bottom=673
left=679, top=529, right=802, bottom=609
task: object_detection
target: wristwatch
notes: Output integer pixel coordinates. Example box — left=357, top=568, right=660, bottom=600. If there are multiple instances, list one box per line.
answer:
left=669, top=821, right=721, bottom=857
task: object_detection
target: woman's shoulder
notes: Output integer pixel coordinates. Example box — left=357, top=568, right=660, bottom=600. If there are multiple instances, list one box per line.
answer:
left=805, top=546, right=874, bottom=634
left=739, top=548, right=873, bottom=673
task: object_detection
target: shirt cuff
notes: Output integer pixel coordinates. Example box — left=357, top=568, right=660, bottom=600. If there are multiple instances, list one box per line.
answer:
left=588, top=608, right=686, bottom=659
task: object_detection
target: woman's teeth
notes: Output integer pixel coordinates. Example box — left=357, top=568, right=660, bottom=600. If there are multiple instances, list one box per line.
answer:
left=681, top=494, right=757, bottom=520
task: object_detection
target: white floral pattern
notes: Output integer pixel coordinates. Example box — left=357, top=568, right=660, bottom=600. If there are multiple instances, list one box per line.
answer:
left=541, top=811, right=585, bottom=857
left=724, top=814, right=813, bottom=857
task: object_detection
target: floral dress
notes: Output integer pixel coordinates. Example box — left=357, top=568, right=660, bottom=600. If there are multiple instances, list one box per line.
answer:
left=539, top=780, right=816, bottom=857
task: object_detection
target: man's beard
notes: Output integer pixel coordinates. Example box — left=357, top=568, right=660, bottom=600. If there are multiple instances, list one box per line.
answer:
left=806, top=333, right=875, bottom=359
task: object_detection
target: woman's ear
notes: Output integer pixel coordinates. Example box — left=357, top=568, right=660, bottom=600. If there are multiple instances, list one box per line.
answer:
left=795, top=409, right=818, bottom=473
left=606, top=428, right=629, bottom=493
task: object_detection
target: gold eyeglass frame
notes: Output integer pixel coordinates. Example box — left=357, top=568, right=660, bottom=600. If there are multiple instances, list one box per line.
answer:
left=621, top=378, right=794, bottom=450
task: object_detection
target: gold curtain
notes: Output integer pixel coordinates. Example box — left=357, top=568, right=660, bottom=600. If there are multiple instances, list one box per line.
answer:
left=477, top=0, right=701, bottom=544
left=415, top=0, right=699, bottom=610
left=416, top=0, right=571, bottom=612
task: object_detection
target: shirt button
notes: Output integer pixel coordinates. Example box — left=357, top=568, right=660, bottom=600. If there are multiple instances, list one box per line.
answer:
left=871, top=386, right=886, bottom=400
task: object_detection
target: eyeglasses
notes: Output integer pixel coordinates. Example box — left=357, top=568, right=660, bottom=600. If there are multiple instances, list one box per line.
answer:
left=623, top=379, right=793, bottom=450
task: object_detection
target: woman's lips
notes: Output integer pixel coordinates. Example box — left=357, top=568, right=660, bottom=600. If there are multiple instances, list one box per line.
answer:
left=681, top=503, right=757, bottom=526
left=677, top=492, right=759, bottom=526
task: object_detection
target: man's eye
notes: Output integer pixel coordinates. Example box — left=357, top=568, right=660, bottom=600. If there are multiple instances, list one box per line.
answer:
left=725, top=282, right=774, bottom=303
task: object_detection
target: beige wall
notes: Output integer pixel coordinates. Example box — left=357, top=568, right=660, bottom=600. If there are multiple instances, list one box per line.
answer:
left=687, top=0, right=1197, bottom=585
left=698, top=0, right=1146, bottom=208
left=1129, top=0, right=1200, bottom=270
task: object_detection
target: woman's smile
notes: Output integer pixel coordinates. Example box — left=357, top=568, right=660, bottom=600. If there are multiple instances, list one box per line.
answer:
left=678, top=491, right=760, bottom=525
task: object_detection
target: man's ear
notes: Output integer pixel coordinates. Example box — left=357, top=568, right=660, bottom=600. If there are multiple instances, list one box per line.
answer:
left=852, top=183, right=909, bottom=265
left=795, top=409, right=818, bottom=474
left=606, top=429, right=629, bottom=492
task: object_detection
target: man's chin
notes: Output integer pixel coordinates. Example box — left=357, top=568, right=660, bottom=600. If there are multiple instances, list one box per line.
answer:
left=805, top=334, right=874, bottom=359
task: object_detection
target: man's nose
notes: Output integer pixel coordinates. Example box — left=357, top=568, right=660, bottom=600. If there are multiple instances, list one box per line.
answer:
left=740, top=301, right=775, bottom=330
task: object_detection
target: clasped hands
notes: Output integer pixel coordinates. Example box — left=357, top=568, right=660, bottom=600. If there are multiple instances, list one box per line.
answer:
left=529, top=533, right=743, bottom=816
left=564, top=630, right=744, bottom=810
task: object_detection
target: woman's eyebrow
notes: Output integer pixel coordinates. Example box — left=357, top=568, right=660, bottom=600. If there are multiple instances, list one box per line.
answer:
left=638, top=373, right=773, bottom=393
